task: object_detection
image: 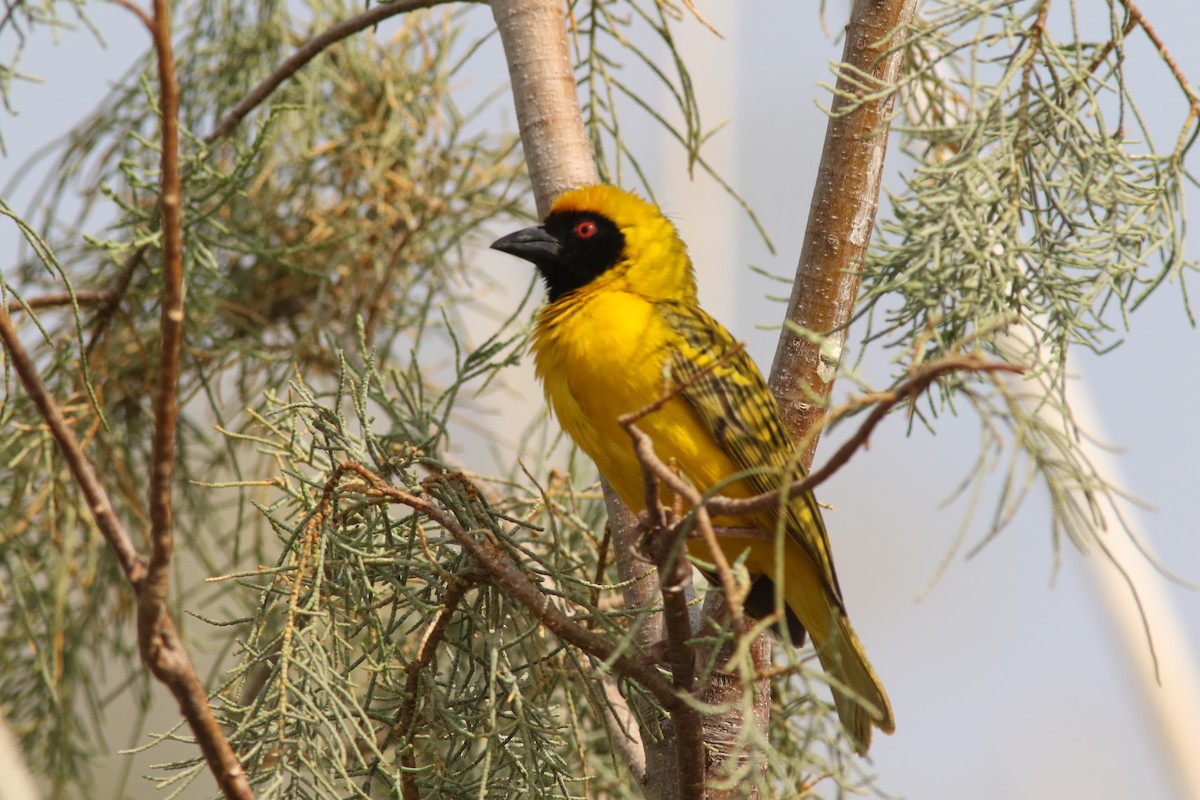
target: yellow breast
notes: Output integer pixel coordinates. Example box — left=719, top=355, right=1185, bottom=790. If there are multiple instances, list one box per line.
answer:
left=530, top=289, right=747, bottom=516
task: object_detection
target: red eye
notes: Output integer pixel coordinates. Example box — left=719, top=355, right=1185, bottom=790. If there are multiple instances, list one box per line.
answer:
left=575, top=220, right=598, bottom=239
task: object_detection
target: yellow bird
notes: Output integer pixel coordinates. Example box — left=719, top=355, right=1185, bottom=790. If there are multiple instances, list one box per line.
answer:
left=492, top=184, right=894, bottom=752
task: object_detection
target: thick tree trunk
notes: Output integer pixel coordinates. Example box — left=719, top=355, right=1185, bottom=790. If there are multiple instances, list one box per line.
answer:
left=768, top=0, right=919, bottom=466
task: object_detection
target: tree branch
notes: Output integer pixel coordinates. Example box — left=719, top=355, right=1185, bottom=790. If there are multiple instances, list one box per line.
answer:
left=709, top=355, right=1023, bottom=519
left=143, top=0, right=183, bottom=619
left=5, top=290, right=117, bottom=314
left=0, top=312, right=251, bottom=800
left=203, top=0, right=467, bottom=147
left=490, top=0, right=599, bottom=215
left=136, top=0, right=255, bottom=795
left=1118, top=0, right=1200, bottom=117
left=336, top=462, right=684, bottom=712
left=618, top=355, right=1022, bottom=550
left=768, top=0, right=919, bottom=469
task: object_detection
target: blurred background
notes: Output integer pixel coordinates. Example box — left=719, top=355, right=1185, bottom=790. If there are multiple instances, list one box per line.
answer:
left=3, top=1, right=1198, bottom=798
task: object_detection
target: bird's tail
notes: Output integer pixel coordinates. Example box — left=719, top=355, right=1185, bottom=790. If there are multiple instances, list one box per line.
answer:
left=813, top=610, right=895, bottom=755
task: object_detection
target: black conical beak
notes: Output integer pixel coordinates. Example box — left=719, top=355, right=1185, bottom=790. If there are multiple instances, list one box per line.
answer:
left=490, top=225, right=564, bottom=265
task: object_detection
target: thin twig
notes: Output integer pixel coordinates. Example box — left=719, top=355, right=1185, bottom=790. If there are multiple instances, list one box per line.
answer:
left=107, top=0, right=153, bottom=30
left=0, top=309, right=144, bottom=581
left=618, top=356, right=1020, bottom=620
left=144, top=0, right=183, bottom=598
left=621, top=422, right=747, bottom=622
left=6, top=290, right=118, bottom=314
left=396, top=575, right=480, bottom=800
left=84, top=246, right=145, bottom=356
left=336, top=462, right=684, bottom=712
left=1119, top=0, right=1200, bottom=114
left=203, top=0, right=467, bottom=146
left=710, top=355, right=1022, bottom=519
left=616, top=340, right=754, bottom=626
left=139, top=0, right=183, bottom=631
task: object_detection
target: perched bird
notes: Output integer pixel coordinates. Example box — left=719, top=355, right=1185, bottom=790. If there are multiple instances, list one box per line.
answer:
left=491, top=184, right=894, bottom=752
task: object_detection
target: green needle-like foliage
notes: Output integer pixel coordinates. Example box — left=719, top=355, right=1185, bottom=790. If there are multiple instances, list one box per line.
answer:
left=854, top=0, right=1196, bottom=566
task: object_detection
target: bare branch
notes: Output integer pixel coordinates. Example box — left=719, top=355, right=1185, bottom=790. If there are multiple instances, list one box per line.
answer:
left=6, top=290, right=117, bottom=314
left=144, top=0, right=184, bottom=613
left=768, top=0, right=919, bottom=470
left=491, top=0, right=598, bottom=215
left=144, top=0, right=254, bottom=795
left=84, top=246, right=145, bottom=356
left=621, top=422, right=748, bottom=624
left=1118, top=0, right=1200, bottom=116
left=0, top=313, right=252, bottom=800
left=107, top=0, right=153, bottom=30
left=710, top=355, right=1023, bottom=519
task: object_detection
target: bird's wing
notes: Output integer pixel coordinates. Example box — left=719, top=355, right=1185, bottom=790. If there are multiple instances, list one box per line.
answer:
left=661, top=302, right=844, bottom=604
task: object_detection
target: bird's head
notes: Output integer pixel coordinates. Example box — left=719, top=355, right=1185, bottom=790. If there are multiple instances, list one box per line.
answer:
left=491, top=184, right=697, bottom=304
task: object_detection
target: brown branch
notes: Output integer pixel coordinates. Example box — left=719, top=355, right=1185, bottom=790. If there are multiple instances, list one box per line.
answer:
left=754, top=5, right=910, bottom=768
left=396, top=575, right=480, bottom=800
left=767, top=0, right=919, bottom=470
left=631, top=452, right=705, bottom=799
left=6, top=290, right=118, bottom=314
left=620, top=421, right=747, bottom=623
left=710, top=355, right=1023, bottom=519
left=616, top=355, right=1019, bottom=778
left=1119, top=0, right=1200, bottom=117
left=0, top=317, right=251, bottom=800
left=138, top=1, right=255, bottom=796
left=0, top=309, right=145, bottom=581
left=621, top=422, right=771, bottom=798
left=336, top=463, right=684, bottom=712
left=140, top=0, right=183, bottom=646
left=84, top=245, right=146, bottom=356
left=107, top=0, right=154, bottom=30
left=203, top=0, right=464, bottom=147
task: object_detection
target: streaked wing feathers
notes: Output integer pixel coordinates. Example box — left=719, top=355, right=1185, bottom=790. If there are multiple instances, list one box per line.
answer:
left=662, top=303, right=845, bottom=605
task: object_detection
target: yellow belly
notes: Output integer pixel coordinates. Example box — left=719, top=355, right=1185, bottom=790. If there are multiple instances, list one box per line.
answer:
left=532, top=290, right=753, bottom=524
left=533, top=288, right=842, bottom=646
